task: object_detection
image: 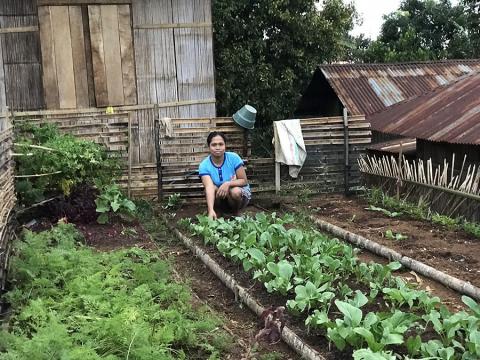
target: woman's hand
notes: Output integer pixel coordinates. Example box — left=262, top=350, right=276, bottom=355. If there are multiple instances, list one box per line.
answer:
left=208, top=209, right=217, bottom=220
left=216, top=181, right=231, bottom=198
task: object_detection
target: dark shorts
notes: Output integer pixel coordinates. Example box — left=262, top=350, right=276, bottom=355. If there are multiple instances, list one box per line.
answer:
left=215, top=187, right=251, bottom=213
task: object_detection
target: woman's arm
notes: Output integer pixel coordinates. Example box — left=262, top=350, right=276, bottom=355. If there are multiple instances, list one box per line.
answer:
left=201, top=175, right=217, bottom=219
left=217, top=166, right=248, bottom=198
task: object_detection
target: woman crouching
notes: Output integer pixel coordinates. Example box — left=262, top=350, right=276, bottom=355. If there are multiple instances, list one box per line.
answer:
left=198, top=131, right=251, bottom=219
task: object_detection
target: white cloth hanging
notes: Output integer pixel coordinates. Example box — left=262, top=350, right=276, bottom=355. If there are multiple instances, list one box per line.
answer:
left=159, top=117, right=174, bottom=138
left=273, top=119, right=307, bottom=178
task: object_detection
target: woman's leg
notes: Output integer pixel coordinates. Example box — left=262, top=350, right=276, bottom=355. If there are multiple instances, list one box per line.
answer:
left=226, top=187, right=251, bottom=214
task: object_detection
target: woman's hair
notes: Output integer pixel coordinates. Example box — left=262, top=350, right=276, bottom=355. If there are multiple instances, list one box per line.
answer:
left=207, top=131, right=226, bottom=146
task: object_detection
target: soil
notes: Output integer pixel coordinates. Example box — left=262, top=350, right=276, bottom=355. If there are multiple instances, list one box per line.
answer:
left=303, top=194, right=480, bottom=291
left=76, top=217, right=155, bottom=251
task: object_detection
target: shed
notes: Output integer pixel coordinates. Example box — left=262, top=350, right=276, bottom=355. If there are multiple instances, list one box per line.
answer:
left=294, top=60, right=480, bottom=143
left=368, top=71, right=480, bottom=169
left=0, top=0, right=216, bottom=163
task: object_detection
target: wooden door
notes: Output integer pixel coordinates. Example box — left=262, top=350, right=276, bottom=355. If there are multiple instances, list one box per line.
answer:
left=39, top=5, right=89, bottom=109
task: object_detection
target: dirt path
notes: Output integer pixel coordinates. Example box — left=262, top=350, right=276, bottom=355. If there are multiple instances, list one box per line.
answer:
left=76, top=214, right=298, bottom=360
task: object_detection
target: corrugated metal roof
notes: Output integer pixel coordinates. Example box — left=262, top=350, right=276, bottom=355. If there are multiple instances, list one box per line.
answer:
left=369, top=71, right=480, bottom=145
left=319, top=60, right=480, bottom=116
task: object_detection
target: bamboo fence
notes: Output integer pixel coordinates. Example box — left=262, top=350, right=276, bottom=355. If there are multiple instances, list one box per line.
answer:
left=359, top=154, right=480, bottom=221
left=0, top=112, right=16, bottom=292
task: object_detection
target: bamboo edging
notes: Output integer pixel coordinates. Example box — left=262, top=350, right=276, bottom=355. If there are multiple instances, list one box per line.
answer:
left=286, top=207, right=480, bottom=300
left=163, top=217, right=325, bottom=360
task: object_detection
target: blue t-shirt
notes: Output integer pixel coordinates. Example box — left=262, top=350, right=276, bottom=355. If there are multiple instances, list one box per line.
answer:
left=199, top=152, right=250, bottom=190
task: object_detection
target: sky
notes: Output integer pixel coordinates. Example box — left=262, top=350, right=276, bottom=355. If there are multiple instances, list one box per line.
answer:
left=349, top=0, right=402, bottom=39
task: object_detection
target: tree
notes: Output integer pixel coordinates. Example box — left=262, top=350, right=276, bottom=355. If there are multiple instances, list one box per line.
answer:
left=360, top=0, right=473, bottom=63
left=463, top=0, right=480, bottom=57
left=212, top=0, right=357, bottom=127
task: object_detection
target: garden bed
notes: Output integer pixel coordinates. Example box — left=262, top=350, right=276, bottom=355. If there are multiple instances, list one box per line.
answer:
left=171, top=203, right=480, bottom=360
left=304, top=194, right=480, bottom=289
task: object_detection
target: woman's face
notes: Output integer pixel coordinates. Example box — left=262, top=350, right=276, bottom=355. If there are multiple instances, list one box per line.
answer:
left=209, top=135, right=226, bottom=157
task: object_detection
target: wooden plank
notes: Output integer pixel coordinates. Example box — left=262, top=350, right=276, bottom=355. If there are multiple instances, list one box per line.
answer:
left=0, top=35, right=6, bottom=110
left=117, top=4, right=136, bottom=105
left=134, top=22, right=212, bottom=29
left=81, top=6, right=96, bottom=107
left=35, top=11, right=52, bottom=105
left=38, top=0, right=131, bottom=5
left=0, top=26, right=38, bottom=34
left=69, top=6, right=89, bottom=108
left=101, top=5, right=124, bottom=105
left=50, top=6, right=76, bottom=109
left=88, top=5, right=108, bottom=106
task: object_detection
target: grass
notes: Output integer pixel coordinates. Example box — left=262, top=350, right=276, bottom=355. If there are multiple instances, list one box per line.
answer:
left=0, top=222, right=232, bottom=359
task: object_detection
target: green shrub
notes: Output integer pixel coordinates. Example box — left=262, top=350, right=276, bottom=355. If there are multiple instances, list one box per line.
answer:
left=15, top=124, right=121, bottom=206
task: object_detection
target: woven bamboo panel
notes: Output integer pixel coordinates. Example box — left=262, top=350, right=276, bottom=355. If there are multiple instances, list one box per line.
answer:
left=12, top=110, right=130, bottom=156
left=154, top=116, right=371, bottom=199
left=275, top=116, right=371, bottom=192
left=156, top=117, right=250, bottom=199
left=0, top=112, right=15, bottom=292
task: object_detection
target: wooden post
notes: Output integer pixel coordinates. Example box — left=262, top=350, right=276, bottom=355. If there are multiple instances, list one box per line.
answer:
left=274, top=122, right=280, bottom=193
left=153, top=104, right=163, bottom=201
left=397, top=141, right=403, bottom=200
left=343, top=108, right=350, bottom=195
left=127, top=112, right=132, bottom=198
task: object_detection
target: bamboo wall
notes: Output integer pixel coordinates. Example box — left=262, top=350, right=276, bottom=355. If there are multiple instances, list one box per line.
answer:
left=0, top=112, right=15, bottom=292
left=132, top=0, right=216, bottom=163
left=278, top=116, right=371, bottom=193
left=12, top=109, right=130, bottom=156
left=0, top=0, right=43, bottom=111
left=155, top=115, right=371, bottom=200
left=0, top=0, right=216, bottom=138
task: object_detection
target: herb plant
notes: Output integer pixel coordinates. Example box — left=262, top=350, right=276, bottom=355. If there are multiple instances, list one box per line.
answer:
left=95, top=183, right=136, bottom=224
left=0, top=223, right=231, bottom=359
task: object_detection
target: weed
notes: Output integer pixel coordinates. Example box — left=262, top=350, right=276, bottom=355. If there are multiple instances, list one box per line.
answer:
left=15, top=123, right=121, bottom=206
left=384, top=229, right=408, bottom=241
left=163, top=193, right=183, bottom=210
left=462, top=220, right=480, bottom=238
left=431, top=213, right=458, bottom=229
left=365, top=187, right=480, bottom=240
left=366, top=205, right=402, bottom=218
left=95, top=183, right=136, bottom=224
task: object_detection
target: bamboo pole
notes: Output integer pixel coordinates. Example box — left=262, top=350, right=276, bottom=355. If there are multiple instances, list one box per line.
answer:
left=15, top=171, right=62, bottom=178
left=127, top=113, right=132, bottom=198
left=13, top=143, right=58, bottom=152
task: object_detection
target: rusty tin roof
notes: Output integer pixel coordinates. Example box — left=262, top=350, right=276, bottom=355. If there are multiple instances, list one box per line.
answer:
left=319, top=60, right=480, bottom=116
left=369, top=71, right=480, bottom=145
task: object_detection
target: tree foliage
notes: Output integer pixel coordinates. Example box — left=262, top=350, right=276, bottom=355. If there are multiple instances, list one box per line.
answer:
left=213, top=0, right=357, bottom=127
left=358, top=0, right=478, bottom=62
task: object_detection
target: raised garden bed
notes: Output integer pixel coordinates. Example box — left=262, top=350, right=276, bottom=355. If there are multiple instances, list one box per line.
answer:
left=304, top=194, right=480, bottom=289
left=170, top=203, right=480, bottom=360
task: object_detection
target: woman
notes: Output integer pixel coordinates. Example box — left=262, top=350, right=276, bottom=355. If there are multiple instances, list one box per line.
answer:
left=198, top=131, right=251, bottom=219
